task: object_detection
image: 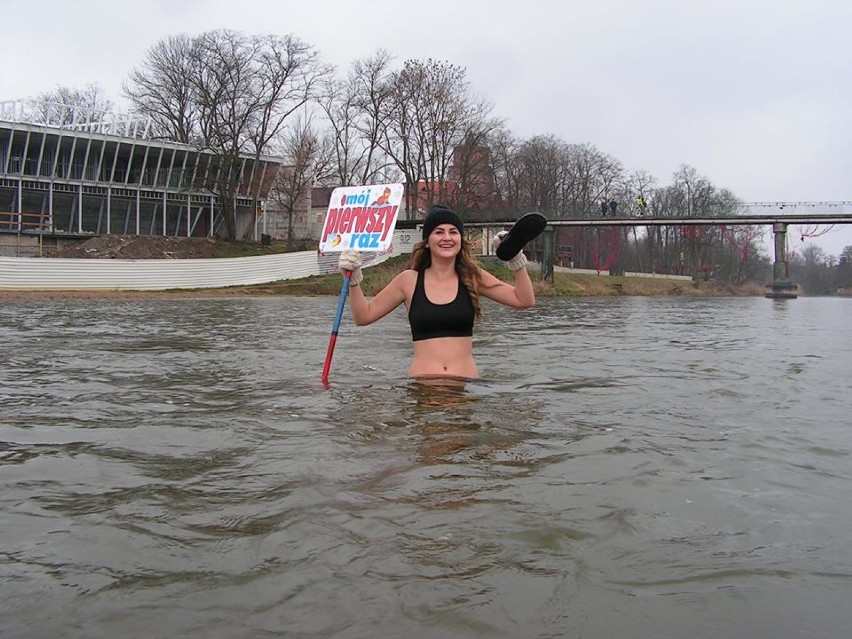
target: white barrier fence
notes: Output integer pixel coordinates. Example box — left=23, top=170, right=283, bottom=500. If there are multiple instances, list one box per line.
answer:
left=0, top=230, right=418, bottom=291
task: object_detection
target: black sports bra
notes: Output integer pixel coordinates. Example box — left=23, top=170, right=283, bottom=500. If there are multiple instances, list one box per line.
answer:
left=408, top=269, right=475, bottom=341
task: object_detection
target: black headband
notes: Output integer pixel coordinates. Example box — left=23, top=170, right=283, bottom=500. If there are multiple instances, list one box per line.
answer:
left=421, top=205, right=464, bottom=239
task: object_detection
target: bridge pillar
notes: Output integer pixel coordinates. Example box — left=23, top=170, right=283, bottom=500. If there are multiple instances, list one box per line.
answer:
left=765, top=222, right=798, bottom=299
left=541, top=226, right=555, bottom=283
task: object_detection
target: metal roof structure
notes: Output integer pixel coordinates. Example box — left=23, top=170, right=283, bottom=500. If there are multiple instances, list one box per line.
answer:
left=1, top=99, right=153, bottom=140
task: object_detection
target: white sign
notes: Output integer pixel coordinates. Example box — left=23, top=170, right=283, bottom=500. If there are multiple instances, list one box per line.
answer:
left=319, top=183, right=404, bottom=253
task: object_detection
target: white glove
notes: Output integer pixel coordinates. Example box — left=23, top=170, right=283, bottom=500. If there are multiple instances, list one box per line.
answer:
left=491, top=231, right=528, bottom=271
left=337, top=249, right=363, bottom=285
left=490, top=230, right=508, bottom=254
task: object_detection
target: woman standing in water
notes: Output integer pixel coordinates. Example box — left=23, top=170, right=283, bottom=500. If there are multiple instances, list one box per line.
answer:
left=338, top=204, right=544, bottom=381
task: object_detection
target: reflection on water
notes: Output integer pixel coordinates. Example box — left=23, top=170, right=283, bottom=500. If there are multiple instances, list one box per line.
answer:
left=1, top=296, right=851, bottom=638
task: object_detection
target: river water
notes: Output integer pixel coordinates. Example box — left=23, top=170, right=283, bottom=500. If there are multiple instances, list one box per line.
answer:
left=1, top=295, right=850, bottom=638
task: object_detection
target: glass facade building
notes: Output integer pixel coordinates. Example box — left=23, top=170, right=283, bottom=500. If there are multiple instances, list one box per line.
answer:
left=0, top=99, right=282, bottom=239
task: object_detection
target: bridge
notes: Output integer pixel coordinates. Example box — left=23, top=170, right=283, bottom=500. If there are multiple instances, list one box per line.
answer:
left=400, top=201, right=852, bottom=299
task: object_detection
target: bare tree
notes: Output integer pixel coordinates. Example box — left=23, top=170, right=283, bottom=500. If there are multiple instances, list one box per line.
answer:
left=502, top=137, right=625, bottom=219
left=123, top=34, right=198, bottom=142
left=447, top=125, right=506, bottom=217
left=268, top=117, right=327, bottom=243
left=712, top=224, right=767, bottom=284
left=316, top=50, right=396, bottom=187
left=628, top=170, right=656, bottom=213
left=831, top=246, right=852, bottom=290
left=790, top=244, right=833, bottom=295
left=644, top=166, right=767, bottom=278
left=513, top=135, right=564, bottom=215
left=316, top=75, right=364, bottom=186
left=378, top=59, right=496, bottom=216
left=489, top=128, right=523, bottom=209
left=497, top=136, right=626, bottom=267
left=318, top=55, right=500, bottom=218
left=31, top=84, right=114, bottom=126
left=350, top=51, right=403, bottom=185
left=124, top=29, right=331, bottom=240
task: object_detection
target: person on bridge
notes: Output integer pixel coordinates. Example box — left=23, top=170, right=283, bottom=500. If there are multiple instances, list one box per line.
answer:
left=337, top=205, right=542, bottom=383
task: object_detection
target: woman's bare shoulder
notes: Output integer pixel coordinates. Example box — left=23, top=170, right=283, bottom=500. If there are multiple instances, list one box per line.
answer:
left=389, top=268, right=417, bottom=289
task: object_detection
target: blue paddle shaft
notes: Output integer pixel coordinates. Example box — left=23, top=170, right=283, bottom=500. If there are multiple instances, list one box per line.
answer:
left=321, top=271, right=351, bottom=382
left=331, top=271, right=351, bottom=335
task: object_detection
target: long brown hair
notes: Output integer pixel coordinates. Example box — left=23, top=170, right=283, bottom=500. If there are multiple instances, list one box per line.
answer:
left=410, top=238, right=483, bottom=319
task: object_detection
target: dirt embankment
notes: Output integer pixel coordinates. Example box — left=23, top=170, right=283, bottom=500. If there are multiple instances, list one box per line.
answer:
left=50, top=235, right=221, bottom=259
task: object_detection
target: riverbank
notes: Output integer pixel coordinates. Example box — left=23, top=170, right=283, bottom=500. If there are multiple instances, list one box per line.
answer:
left=0, top=254, right=764, bottom=299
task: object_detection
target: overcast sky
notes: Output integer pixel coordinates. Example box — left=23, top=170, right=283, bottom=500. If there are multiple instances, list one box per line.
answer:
left=3, top=0, right=850, bottom=256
